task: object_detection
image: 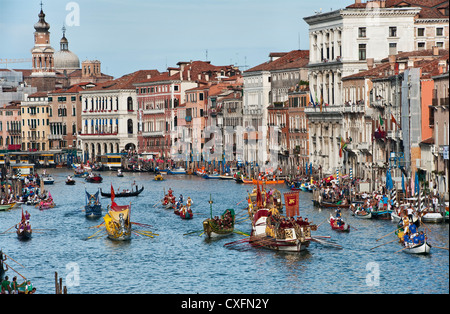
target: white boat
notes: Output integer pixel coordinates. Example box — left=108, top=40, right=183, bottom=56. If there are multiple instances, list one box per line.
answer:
left=42, top=176, right=54, bottom=185
left=219, top=174, right=234, bottom=180
left=421, top=212, right=444, bottom=223
left=168, top=167, right=186, bottom=175
left=353, top=210, right=372, bottom=219
left=403, top=241, right=432, bottom=255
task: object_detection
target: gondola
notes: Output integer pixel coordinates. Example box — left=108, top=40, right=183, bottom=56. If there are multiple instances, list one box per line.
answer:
left=319, top=201, right=350, bottom=209
left=65, top=178, right=76, bottom=185
left=180, top=208, right=194, bottom=219
left=100, top=186, right=144, bottom=198
left=17, top=226, right=32, bottom=241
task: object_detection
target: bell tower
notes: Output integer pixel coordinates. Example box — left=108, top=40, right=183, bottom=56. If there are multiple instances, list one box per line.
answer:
left=30, top=2, right=56, bottom=91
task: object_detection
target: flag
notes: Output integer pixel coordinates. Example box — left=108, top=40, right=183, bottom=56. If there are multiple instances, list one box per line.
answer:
left=256, top=182, right=262, bottom=208
left=386, top=168, right=394, bottom=191
left=339, top=136, right=347, bottom=158
left=111, top=183, right=115, bottom=203
left=309, top=91, right=315, bottom=106
left=319, top=94, right=323, bottom=112
left=414, top=171, right=419, bottom=196
left=21, top=208, right=25, bottom=222
left=401, top=172, right=405, bottom=194
left=379, top=114, right=384, bottom=127
left=284, top=191, right=299, bottom=217
left=391, top=113, right=399, bottom=128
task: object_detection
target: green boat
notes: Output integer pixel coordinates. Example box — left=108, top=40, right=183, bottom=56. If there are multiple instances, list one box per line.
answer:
left=202, top=208, right=235, bottom=238
left=0, top=202, right=16, bottom=212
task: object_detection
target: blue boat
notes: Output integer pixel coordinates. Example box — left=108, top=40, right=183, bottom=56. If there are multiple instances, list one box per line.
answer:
left=85, top=190, right=102, bottom=218
left=168, top=167, right=186, bottom=175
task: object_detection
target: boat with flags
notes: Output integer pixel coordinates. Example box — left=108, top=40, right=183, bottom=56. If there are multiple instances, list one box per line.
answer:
left=248, top=191, right=317, bottom=252
left=16, top=209, right=32, bottom=240
left=85, top=189, right=102, bottom=218
left=104, top=185, right=131, bottom=241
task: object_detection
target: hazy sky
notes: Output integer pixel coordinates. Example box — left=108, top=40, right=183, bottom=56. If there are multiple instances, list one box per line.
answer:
left=1, top=0, right=350, bottom=78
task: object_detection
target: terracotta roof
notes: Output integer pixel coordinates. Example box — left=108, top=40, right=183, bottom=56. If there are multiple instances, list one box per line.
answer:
left=50, top=82, right=97, bottom=94
left=87, top=70, right=160, bottom=91
left=245, top=50, right=309, bottom=72
left=135, top=61, right=239, bottom=85
left=27, top=92, right=48, bottom=98
left=346, top=1, right=449, bottom=18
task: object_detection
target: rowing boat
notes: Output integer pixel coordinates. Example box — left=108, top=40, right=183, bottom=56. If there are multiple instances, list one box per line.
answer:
left=252, top=179, right=285, bottom=185
left=100, top=186, right=144, bottom=198
left=249, top=208, right=314, bottom=252
left=329, top=215, right=350, bottom=232
left=85, top=190, right=102, bottom=218
left=319, top=201, right=350, bottom=209
left=104, top=202, right=131, bottom=241
left=403, top=241, right=432, bottom=254
left=0, top=202, right=16, bottom=212
left=202, top=209, right=235, bottom=238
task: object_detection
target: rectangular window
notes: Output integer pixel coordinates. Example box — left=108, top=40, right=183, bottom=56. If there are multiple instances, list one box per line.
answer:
left=358, top=44, right=366, bottom=60
left=417, top=28, right=425, bottom=37
left=389, top=26, right=397, bottom=37
left=418, top=42, right=426, bottom=50
left=436, top=42, right=444, bottom=48
left=389, top=43, right=397, bottom=55
left=436, top=27, right=443, bottom=36
left=358, top=27, right=366, bottom=38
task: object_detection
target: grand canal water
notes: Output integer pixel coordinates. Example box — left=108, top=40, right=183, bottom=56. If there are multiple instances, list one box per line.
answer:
left=1, top=169, right=448, bottom=294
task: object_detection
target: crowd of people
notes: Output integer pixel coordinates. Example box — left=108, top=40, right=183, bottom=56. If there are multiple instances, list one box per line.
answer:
left=1, top=276, right=35, bottom=294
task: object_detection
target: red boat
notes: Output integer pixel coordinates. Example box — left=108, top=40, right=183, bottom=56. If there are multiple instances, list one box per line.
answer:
left=85, top=174, right=103, bottom=183
left=180, top=207, right=193, bottom=219
left=329, top=215, right=350, bottom=232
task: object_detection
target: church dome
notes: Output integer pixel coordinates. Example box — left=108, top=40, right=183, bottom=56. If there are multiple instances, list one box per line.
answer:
left=54, top=50, right=80, bottom=71
left=54, top=28, right=80, bottom=71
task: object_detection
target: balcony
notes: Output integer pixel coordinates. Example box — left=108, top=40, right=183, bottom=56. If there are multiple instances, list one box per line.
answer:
left=48, top=134, right=63, bottom=140
left=357, top=142, right=370, bottom=152
left=387, top=130, right=402, bottom=140
left=370, top=99, right=386, bottom=108
left=143, top=108, right=165, bottom=115
left=142, top=130, right=164, bottom=137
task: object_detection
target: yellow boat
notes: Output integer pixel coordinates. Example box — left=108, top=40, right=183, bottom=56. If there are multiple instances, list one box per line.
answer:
left=104, top=203, right=131, bottom=241
left=154, top=174, right=164, bottom=181
left=0, top=202, right=16, bottom=212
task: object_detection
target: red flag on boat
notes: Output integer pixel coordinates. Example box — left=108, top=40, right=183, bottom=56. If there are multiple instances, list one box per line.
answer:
left=256, top=181, right=263, bottom=208
left=111, top=183, right=115, bottom=203
left=284, top=191, right=299, bottom=217
left=21, top=208, right=25, bottom=222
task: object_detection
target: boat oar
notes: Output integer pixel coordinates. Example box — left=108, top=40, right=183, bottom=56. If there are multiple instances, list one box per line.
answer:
left=183, top=230, right=203, bottom=236
left=87, top=228, right=104, bottom=239
left=233, top=229, right=249, bottom=236
left=370, top=238, right=397, bottom=250
left=394, top=246, right=409, bottom=254
left=3, top=253, right=25, bottom=268
left=1, top=224, right=17, bottom=234
left=376, top=227, right=402, bottom=242
left=315, top=219, right=328, bottom=229
left=4, top=262, right=27, bottom=280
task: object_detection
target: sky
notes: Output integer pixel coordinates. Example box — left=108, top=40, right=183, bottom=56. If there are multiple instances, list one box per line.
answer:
left=0, top=0, right=349, bottom=78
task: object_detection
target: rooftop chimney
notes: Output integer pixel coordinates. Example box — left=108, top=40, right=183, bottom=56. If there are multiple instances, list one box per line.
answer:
left=432, top=46, right=439, bottom=56
left=367, top=58, right=374, bottom=69
left=388, top=55, right=396, bottom=71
